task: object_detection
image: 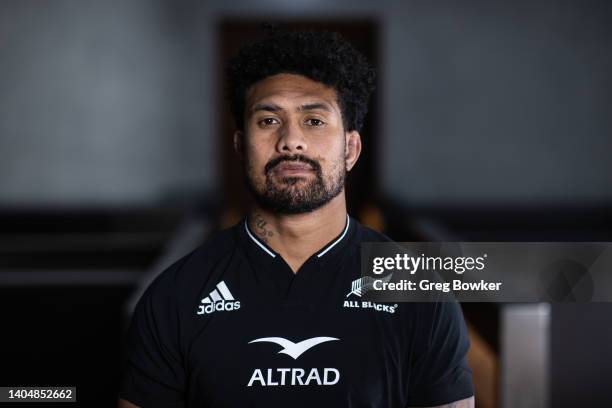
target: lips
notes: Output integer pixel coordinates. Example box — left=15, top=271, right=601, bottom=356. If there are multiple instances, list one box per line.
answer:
left=271, top=161, right=315, bottom=177
left=275, top=162, right=313, bottom=172
left=265, top=155, right=320, bottom=177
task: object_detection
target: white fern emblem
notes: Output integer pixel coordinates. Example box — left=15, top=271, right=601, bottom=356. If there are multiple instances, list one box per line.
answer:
left=346, top=274, right=393, bottom=298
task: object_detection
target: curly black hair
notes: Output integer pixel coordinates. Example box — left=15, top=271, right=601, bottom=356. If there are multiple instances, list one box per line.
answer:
left=225, top=29, right=376, bottom=133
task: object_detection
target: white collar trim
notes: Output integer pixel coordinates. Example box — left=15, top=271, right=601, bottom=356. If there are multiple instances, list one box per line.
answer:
left=244, top=220, right=276, bottom=258
left=317, top=214, right=350, bottom=258
left=244, top=214, right=350, bottom=259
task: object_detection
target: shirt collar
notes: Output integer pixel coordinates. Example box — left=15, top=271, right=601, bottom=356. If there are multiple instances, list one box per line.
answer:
left=242, top=213, right=353, bottom=260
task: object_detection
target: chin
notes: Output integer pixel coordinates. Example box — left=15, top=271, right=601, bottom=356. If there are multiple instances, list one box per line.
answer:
left=275, top=177, right=311, bottom=187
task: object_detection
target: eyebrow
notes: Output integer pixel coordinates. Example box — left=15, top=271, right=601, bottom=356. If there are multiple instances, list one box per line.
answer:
left=250, top=102, right=334, bottom=114
left=251, top=103, right=282, bottom=113
left=296, top=103, right=333, bottom=113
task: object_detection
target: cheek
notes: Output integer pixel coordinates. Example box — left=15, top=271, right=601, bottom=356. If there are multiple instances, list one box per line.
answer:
left=314, top=132, right=345, bottom=155
left=328, top=140, right=347, bottom=164
left=245, top=144, right=269, bottom=175
left=315, top=138, right=343, bottom=163
left=318, top=146, right=346, bottom=173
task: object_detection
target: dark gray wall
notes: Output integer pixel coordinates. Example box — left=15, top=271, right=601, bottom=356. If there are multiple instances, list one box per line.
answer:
left=1, top=0, right=611, bottom=206
left=0, top=0, right=214, bottom=204
left=383, top=0, right=612, bottom=205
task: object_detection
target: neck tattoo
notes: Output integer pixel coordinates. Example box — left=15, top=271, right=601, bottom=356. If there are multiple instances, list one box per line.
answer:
left=253, top=213, right=274, bottom=243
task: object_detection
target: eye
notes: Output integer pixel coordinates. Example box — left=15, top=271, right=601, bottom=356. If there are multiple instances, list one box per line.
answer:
left=258, top=117, right=280, bottom=127
left=305, top=118, right=325, bottom=126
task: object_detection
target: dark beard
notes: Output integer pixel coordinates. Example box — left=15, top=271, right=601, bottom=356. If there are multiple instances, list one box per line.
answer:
left=245, top=154, right=345, bottom=214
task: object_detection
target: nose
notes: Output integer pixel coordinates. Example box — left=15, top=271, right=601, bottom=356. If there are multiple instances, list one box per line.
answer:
left=276, top=119, right=307, bottom=153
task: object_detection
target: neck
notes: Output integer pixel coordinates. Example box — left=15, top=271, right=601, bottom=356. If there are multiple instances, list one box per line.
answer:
left=247, top=192, right=348, bottom=273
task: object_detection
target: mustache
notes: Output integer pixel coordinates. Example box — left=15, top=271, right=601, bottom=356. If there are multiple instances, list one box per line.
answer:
left=265, top=155, right=321, bottom=174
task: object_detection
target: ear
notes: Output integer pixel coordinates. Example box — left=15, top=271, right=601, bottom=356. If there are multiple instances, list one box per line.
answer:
left=233, top=130, right=244, bottom=160
left=345, top=130, right=362, bottom=172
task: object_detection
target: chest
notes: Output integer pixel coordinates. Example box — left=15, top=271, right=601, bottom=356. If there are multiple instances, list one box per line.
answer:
left=183, top=293, right=411, bottom=407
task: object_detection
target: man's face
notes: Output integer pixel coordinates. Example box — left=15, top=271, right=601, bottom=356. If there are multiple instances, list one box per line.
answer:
left=236, top=73, right=357, bottom=214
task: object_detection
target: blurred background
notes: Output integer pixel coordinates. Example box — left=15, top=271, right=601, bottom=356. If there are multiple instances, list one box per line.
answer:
left=1, top=0, right=611, bottom=406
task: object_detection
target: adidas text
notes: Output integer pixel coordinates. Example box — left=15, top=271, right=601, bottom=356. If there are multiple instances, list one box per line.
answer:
left=198, top=300, right=241, bottom=315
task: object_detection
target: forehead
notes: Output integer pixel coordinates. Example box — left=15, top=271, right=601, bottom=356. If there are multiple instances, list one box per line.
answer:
left=245, top=73, right=340, bottom=114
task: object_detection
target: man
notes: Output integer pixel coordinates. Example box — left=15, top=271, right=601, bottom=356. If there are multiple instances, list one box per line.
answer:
left=118, top=30, right=474, bottom=407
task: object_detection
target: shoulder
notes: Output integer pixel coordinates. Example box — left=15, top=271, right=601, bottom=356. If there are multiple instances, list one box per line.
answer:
left=351, top=220, right=468, bottom=342
left=175, top=224, right=240, bottom=278
left=351, top=218, right=406, bottom=257
left=351, top=217, right=394, bottom=245
left=357, top=223, right=393, bottom=243
left=138, top=223, right=242, bottom=303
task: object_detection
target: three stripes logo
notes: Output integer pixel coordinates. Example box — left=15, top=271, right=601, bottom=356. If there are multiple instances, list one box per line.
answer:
left=197, top=280, right=241, bottom=315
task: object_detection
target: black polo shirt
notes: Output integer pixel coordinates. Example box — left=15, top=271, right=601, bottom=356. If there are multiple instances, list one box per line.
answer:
left=119, top=215, right=473, bottom=407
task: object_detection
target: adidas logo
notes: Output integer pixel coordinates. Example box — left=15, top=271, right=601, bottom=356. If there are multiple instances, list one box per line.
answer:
left=197, top=280, right=241, bottom=315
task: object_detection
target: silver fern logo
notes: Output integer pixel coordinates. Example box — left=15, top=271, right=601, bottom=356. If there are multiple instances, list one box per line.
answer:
left=344, top=274, right=398, bottom=314
left=346, top=274, right=392, bottom=298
